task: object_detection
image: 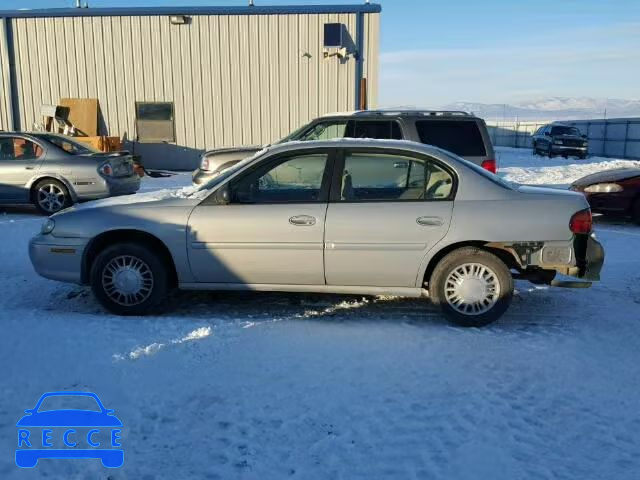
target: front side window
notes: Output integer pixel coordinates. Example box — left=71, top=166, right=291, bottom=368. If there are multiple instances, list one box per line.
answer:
left=415, top=120, right=486, bottom=156
left=288, top=120, right=402, bottom=142
left=339, top=152, right=454, bottom=202
left=0, top=137, right=43, bottom=161
left=231, top=153, right=328, bottom=204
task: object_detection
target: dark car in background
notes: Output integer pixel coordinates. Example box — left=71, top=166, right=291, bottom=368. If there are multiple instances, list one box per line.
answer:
left=532, top=124, right=588, bottom=159
left=192, top=110, right=497, bottom=184
left=571, top=167, right=640, bottom=223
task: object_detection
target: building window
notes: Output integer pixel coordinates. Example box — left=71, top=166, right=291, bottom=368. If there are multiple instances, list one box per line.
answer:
left=135, top=102, right=175, bottom=143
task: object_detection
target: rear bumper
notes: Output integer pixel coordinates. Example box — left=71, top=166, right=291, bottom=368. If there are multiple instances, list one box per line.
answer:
left=575, top=233, right=604, bottom=281
left=29, top=235, right=88, bottom=284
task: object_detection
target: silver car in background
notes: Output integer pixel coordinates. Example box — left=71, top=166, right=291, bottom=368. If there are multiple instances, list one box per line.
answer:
left=29, top=139, right=604, bottom=327
left=0, top=132, right=140, bottom=214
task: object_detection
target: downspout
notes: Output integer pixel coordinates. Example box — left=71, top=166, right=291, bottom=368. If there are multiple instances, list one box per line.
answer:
left=1, top=16, right=17, bottom=131
left=354, top=11, right=365, bottom=110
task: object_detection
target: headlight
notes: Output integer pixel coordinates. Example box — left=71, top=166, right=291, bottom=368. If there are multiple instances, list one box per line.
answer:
left=200, top=157, right=210, bottom=170
left=584, top=183, right=623, bottom=193
left=553, top=139, right=563, bottom=145
left=41, top=218, right=55, bottom=235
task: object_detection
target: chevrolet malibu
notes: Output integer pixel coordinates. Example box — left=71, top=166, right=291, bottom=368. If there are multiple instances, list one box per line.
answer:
left=29, top=140, right=604, bottom=327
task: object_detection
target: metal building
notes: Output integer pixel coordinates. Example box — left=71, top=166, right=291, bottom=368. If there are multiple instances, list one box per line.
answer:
left=0, top=4, right=381, bottom=169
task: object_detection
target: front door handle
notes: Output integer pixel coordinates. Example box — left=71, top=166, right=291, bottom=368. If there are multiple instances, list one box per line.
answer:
left=416, top=216, right=444, bottom=227
left=289, top=215, right=316, bottom=226
left=25, top=166, right=35, bottom=170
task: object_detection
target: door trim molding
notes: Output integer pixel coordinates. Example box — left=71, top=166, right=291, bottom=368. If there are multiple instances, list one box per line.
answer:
left=179, top=282, right=427, bottom=298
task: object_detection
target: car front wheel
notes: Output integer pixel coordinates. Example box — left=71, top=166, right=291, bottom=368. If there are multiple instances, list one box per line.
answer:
left=429, top=247, right=514, bottom=327
left=90, top=243, right=170, bottom=315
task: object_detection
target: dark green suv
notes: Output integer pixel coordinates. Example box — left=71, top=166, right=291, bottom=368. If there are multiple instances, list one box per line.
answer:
left=532, top=123, right=588, bottom=159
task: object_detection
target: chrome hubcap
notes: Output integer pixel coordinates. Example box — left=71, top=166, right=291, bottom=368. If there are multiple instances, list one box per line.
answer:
left=102, top=255, right=154, bottom=306
left=37, top=184, right=65, bottom=212
left=444, top=263, right=500, bottom=316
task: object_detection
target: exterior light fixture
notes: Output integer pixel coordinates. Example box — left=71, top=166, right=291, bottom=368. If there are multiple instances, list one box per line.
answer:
left=170, top=15, right=188, bottom=25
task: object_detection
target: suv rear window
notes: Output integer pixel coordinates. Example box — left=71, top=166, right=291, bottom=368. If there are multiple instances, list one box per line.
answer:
left=415, top=120, right=486, bottom=157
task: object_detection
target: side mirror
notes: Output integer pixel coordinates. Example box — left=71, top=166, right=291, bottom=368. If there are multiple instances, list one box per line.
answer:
left=214, top=185, right=231, bottom=205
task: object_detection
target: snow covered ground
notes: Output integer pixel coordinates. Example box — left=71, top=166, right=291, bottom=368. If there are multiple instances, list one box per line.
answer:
left=1, top=148, right=639, bottom=479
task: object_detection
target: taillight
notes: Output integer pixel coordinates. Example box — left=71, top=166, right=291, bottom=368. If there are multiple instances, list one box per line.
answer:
left=569, top=208, right=592, bottom=234
left=481, top=158, right=497, bottom=174
left=99, top=163, right=113, bottom=176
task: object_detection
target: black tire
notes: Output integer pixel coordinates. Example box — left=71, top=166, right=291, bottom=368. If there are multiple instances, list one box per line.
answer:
left=547, top=144, right=554, bottom=158
left=32, top=178, right=72, bottom=215
left=532, top=143, right=538, bottom=156
left=632, top=198, right=640, bottom=225
left=90, top=243, right=170, bottom=315
left=429, top=247, right=514, bottom=327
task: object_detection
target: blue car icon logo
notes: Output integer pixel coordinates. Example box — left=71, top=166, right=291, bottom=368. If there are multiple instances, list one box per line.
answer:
left=16, top=391, right=123, bottom=468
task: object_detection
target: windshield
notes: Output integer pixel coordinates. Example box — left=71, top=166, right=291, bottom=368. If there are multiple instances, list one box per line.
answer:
left=37, top=134, right=101, bottom=155
left=37, top=395, right=101, bottom=412
left=550, top=126, right=581, bottom=136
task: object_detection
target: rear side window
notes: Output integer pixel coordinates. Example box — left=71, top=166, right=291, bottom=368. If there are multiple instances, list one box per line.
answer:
left=344, top=120, right=402, bottom=140
left=415, top=120, right=486, bottom=156
left=339, top=152, right=454, bottom=202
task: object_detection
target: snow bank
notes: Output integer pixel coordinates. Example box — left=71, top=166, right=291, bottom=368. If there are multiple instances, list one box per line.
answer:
left=497, top=146, right=640, bottom=186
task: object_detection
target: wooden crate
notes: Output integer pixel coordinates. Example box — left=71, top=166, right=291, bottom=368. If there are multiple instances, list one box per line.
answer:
left=74, top=136, right=122, bottom=152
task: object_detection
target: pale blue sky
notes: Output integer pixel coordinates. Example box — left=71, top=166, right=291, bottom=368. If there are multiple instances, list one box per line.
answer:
left=2, top=0, right=639, bottom=105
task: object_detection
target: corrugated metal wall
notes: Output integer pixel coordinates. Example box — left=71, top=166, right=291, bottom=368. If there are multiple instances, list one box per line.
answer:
left=0, top=19, right=13, bottom=130
left=0, top=12, right=379, bottom=168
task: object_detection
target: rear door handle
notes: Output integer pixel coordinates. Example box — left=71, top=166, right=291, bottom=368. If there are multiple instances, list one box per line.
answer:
left=416, top=216, right=444, bottom=227
left=289, top=215, right=316, bottom=226
left=25, top=166, right=35, bottom=170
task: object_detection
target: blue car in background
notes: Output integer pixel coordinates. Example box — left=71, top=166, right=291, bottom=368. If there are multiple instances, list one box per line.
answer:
left=16, top=391, right=123, bottom=468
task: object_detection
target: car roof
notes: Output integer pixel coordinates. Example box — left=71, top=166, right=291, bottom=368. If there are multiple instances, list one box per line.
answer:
left=264, top=138, right=456, bottom=158
left=318, top=109, right=479, bottom=120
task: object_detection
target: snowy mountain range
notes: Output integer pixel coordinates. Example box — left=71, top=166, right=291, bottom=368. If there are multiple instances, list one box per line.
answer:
left=438, top=97, right=640, bottom=121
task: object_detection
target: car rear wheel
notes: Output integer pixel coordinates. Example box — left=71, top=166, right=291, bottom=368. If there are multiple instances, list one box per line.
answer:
left=33, top=178, right=71, bottom=214
left=90, top=243, right=170, bottom=315
left=429, top=247, right=514, bottom=327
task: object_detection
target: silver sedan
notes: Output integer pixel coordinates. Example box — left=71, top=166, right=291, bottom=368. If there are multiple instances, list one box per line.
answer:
left=29, top=139, right=604, bottom=326
left=0, top=132, right=140, bottom=214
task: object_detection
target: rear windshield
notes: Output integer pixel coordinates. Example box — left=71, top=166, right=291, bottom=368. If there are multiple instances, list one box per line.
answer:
left=36, top=134, right=100, bottom=155
left=415, top=120, right=487, bottom=157
left=550, top=126, right=581, bottom=136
